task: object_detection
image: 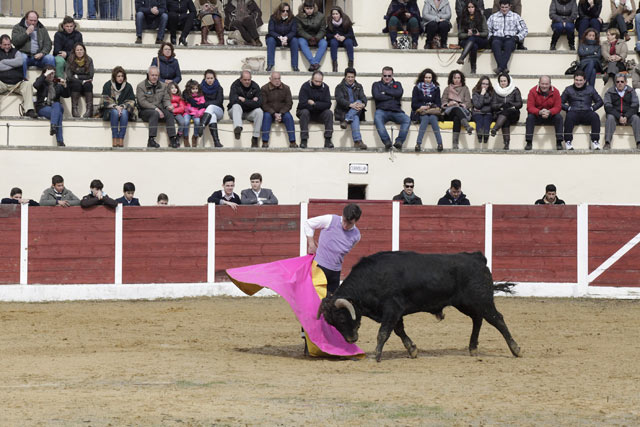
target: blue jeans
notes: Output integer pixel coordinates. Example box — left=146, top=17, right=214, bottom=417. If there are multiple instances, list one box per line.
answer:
left=636, top=15, right=640, bottom=51
left=374, top=110, right=411, bottom=145
left=22, top=53, right=55, bottom=79
left=490, top=36, right=516, bottom=71
left=183, top=114, right=201, bottom=137
left=329, top=38, right=354, bottom=62
left=38, top=103, right=64, bottom=143
left=577, top=17, right=601, bottom=39
left=345, top=108, right=362, bottom=142
left=109, top=108, right=129, bottom=138
left=261, top=111, right=295, bottom=142
left=174, top=114, right=188, bottom=136
left=298, top=37, right=327, bottom=66
left=551, top=22, right=576, bottom=43
left=581, top=60, right=598, bottom=87
left=416, top=114, right=442, bottom=146
left=266, top=36, right=299, bottom=68
left=472, top=112, right=492, bottom=137
left=136, top=11, right=168, bottom=39
left=99, top=0, right=119, bottom=19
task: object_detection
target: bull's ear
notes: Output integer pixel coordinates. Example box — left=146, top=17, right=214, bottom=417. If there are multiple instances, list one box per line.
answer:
left=316, top=300, right=325, bottom=320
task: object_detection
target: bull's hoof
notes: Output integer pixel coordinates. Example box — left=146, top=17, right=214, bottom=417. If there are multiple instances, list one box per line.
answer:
left=469, top=347, right=478, bottom=357
left=375, top=353, right=382, bottom=363
left=434, top=311, right=445, bottom=321
left=510, top=344, right=522, bottom=357
left=408, top=345, right=418, bottom=359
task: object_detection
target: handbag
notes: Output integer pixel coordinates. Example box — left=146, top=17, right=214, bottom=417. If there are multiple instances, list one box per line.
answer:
left=241, top=56, right=266, bottom=72
left=397, top=32, right=411, bottom=50
left=565, top=60, right=579, bottom=75
left=423, top=106, right=442, bottom=116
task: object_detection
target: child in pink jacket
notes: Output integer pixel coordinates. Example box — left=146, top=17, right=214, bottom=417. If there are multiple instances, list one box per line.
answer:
left=183, top=80, right=207, bottom=147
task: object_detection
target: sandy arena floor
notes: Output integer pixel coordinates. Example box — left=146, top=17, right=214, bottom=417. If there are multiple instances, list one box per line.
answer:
left=1, top=296, right=639, bottom=426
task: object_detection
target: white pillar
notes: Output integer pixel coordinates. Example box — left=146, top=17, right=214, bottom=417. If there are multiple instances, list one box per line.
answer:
left=577, top=203, right=589, bottom=296
left=392, top=201, right=400, bottom=251
left=19, top=203, right=28, bottom=285
left=207, top=203, right=216, bottom=283
left=114, top=204, right=123, bottom=285
left=300, top=202, right=308, bottom=256
left=484, top=203, right=493, bottom=272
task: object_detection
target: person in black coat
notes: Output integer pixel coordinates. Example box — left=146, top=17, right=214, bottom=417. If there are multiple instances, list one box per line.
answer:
left=384, top=0, right=421, bottom=49
left=227, top=70, right=263, bottom=147
left=296, top=70, right=334, bottom=149
left=80, top=179, right=118, bottom=208
left=534, top=184, right=566, bottom=205
left=392, top=177, right=423, bottom=204
left=53, top=16, right=83, bottom=78
left=326, top=6, right=357, bottom=72
left=1, top=187, right=40, bottom=206
left=115, top=182, right=141, bottom=206
left=167, top=0, right=196, bottom=46
left=135, top=0, right=169, bottom=44
left=266, top=2, right=300, bottom=71
left=150, top=42, right=182, bottom=83
left=33, top=66, right=69, bottom=146
left=334, top=67, right=367, bottom=149
left=437, top=179, right=471, bottom=205
left=207, top=175, right=241, bottom=211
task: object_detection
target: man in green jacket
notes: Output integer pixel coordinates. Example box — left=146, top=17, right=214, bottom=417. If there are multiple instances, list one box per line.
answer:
left=11, top=11, right=55, bottom=80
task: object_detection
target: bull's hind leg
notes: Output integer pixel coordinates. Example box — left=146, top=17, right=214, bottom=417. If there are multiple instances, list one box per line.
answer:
left=483, top=306, right=521, bottom=357
left=455, top=305, right=483, bottom=356
left=394, top=318, right=418, bottom=359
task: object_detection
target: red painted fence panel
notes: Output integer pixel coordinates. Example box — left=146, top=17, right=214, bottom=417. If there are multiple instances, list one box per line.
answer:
left=0, top=205, right=21, bottom=285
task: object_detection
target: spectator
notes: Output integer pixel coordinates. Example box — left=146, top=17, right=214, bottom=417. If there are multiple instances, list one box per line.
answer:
left=296, top=0, right=327, bottom=71
left=561, top=70, right=603, bottom=150
left=11, top=11, right=55, bottom=79
left=577, top=27, right=601, bottom=88
left=601, top=28, right=627, bottom=84
left=183, top=79, right=206, bottom=147
left=490, top=72, right=522, bottom=150
left=201, top=69, right=224, bottom=147
left=195, top=0, right=224, bottom=45
left=535, top=184, right=566, bottom=204
left=392, top=177, right=423, bottom=204
left=101, top=66, right=136, bottom=148
left=261, top=71, right=296, bottom=148
left=53, top=16, right=83, bottom=78
left=228, top=70, right=263, bottom=148
left=384, top=0, right=421, bottom=49
left=208, top=174, right=241, bottom=210
left=39, top=175, right=80, bottom=207
left=577, top=0, right=602, bottom=39
left=296, top=70, right=334, bottom=149
left=411, top=67, right=443, bottom=151
left=168, top=82, right=188, bottom=147
left=487, top=0, right=528, bottom=75
left=33, top=66, right=68, bottom=147
left=241, top=173, right=279, bottom=205
left=116, top=182, right=141, bottom=206
left=80, top=179, right=118, bottom=208
left=99, top=0, right=120, bottom=20
left=455, top=0, right=485, bottom=27
left=603, top=72, right=640, bottom=149
left=135, top=0, right=169, bottom=44
left=1, top=187, right=40, bottom=206
left=372, top=66, right=411, bottom=150
left=491, top=0, right=525, bottom=50
left=73, top=0, right=94, bottom=19
left=609, top=0, right=635, bottom=42
left=437, top=179, right=470, bottom=205
left=631, top=61, right=640, bottom=88
left=422, top=0, right=453, bottom=49
left=151, top=42, right=182, bottom=85
left=65, top=42, right=94, bottom=118
left=266, top=2, right=300, bottom=72
left=334, top=67, right=368, bottom=150
left=549, top=0, right=578, bottom=51
left=224, top=0, right=263, bottom=46
left=525, top=75, right=564, bottom=151
left=471, top=75, right=494, bottom=145
left=157, top=193, right=169, bottom=205
left=136, top=65, right=178, bottom=148
left=326, top=6, right=356, bottom=72
left=457, top=0, right=489, bottom=74
left=442, top=69, right=473, bottom=149
left=0, top=35, right=38, bottom=118
left=167, top=0, right=196, bottom=46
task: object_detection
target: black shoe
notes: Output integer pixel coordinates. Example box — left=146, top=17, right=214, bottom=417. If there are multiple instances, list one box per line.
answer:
left=604, top=142, right=611, bottom=150
left=414, top=144, right=421, bottom=152
left=525, top=142, right=532, bottom=151
left=550, top=43, right=557, bottom=51
left=437, top=144, right=443, bottom=152
left=147, top=137, right=159, bottom=148
left=556, top=141, right=564, bottom=150
left=234, top=126, right=242, bottom=139
left=503, top=142, right=509, bottom=150
left=292, top=66, right=299, bottom=72
left=637, top=142, right=640, bottom=150
left=324, top=138, right=334, bottom=148
left=251, top=136, right=259, bottom=148
left=169, top=136, right=179, bottom=148
left=49, top=124, right=56, bottom=136
left=135, top=36, right=142, bottom=44
left=393, top=141, right=403, bottom=150
left=300, top=139, right=307, bottom=148
left=57, top=140, right=65, bottom=147
left=266, top=64, right=273, bottom=71
left=490, top=128, right=497, bottom=137
left=384, top=142, right=392, bottom=151
left=603, top=73, right=609, bottom=84
left=25, top=109, right=38, bottom=118
left=155, top=39, right=163, bottom=44
left=170, top=36, right=177, bottom=45
left=340, top=120, right=347, bottom=129
left=517, top=44, right=527, bottom=50
left=214, top=140, right=223, bottom=148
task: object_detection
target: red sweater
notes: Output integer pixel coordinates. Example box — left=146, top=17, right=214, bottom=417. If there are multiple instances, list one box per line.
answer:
left=527, top=85, right=562, bottom=116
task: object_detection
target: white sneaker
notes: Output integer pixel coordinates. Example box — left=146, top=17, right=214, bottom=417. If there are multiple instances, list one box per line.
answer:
left=592, top=141, right=601, bottom=150
left=565, top=141, right=574, bottom=150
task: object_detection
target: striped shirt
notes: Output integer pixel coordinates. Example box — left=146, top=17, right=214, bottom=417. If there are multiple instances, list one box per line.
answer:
left=487, top=10, right=528, bottom=41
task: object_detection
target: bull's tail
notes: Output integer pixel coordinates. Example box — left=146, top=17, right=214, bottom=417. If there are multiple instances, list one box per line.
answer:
left=493, top=282, right=517, bottom=294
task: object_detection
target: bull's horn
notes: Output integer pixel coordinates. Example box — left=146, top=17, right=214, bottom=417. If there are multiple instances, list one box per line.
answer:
left=335, top=298, right=356, bottom=321
left=316, top=302, right=324, bottom=320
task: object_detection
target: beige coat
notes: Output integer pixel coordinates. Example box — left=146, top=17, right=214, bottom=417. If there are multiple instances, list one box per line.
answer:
left=602, top=38, right=628, bottom=62
left=196, top=0, right=223, bottom=27
left=610, top=0, right=636, bottom=21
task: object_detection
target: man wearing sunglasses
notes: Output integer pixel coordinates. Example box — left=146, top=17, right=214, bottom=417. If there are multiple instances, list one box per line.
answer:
left=372, top=66, right=411, bottom=150
left=603, top=72, right=640, bottom=150
left=392, top=177, right=423, bottom=205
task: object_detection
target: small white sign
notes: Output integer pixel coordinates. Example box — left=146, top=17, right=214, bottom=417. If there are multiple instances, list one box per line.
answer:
left=349, top=163, right=368, bottom=174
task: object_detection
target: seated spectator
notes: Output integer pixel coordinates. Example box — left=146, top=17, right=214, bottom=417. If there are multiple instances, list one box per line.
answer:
left=296, top=70, right=334, bottom=148
left=631, top=61, right=640, bottom=88
left=535, top=184, right=566, bottom=205
left=99, top=0, right=120, bottom=20
left=261, top=71, right=296, bottom=148
left=372, top=66, right=410, bottom=150
left=601, top=28, right=627, bottom=84
left=603, top=73, right=640, bottom=149
left=490, top=72, right=522, bottom=150
left=334, top=67, right=368, bottom=150
left=326, top=6, right=356, bottom=72
left=384, top=0, right=421, bottom=49
left=609, top=0, right=635, bottom=42
left=296, top=0, right=327, bottom=71
left=487, top=0, right=528, bottom=75
left=136, top=65, right=178, bottom=148
left=65, top=42, right=94, bottom=118
left=135, top=0, right=169, bottom=44
left=561, top=70, right=603, bottom=150
left=157, top=193, right=169, bottom=205
left=116, top=182, right=141, bottom=206
left=550, top=0, right=578, bottom=51
left=33, top=66, right=68, bottom=147
left=577, top=0, right=602, bottom=39
left=491, top=0, right=525, bottom=49
left=167, top=0, right=195, bottom=46
left=201, top=69, right=224, bottom=147
left=208, top=174, right=241, bottom=210
left=195, top=0, right=224, bottom=45
left=392, top=177, right=423, bottom=204
left=437, top=179, right=470, bottom=205
left=457, top=0, right=489, bottom=74
left=442, top=69, right=473, bottom=149
left=228, top=70, right=263, bottom=148
left=577, top=27, right=601, bottom=88
left=53, top=16, right=82, bottom=78
left=11, top=11, right=55, bottom=79
left=422, top=0, right=453, bottom=49
left=241, top=173, right=279, bottom=205
left=525, top=75, right=564, bottom=151
left=266, top=2, right=300, bottom=72
left=183, top=79, right=206, bottom=147
left=151, top=42, right=182, bottom=84
left=1, top=187, right=40, bottom=206
left=102, top=66, right=136, bottom=148
left=73, top=0, right=94, bottom=19
left=39, top=175, right=80, bottom=207
left=224, top=0, right=263, bottom=46
left=0, top=35, right=38, bottom=118
left=80, top=179, right=118, bottom=208
left=411, top=67, right=443, bottom=151
left=471, top=75, right=494, bottom=145
left=168, top=82, right=188, bottom=147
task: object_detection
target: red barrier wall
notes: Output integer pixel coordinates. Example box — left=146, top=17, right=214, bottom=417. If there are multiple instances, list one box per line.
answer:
left=0, top=205, right=20, bottom=284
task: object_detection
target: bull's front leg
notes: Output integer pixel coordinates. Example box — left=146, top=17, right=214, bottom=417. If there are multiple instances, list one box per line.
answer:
left=374, top=321, right=395, bottom=362
left=394, top=318, right=418, bottom=359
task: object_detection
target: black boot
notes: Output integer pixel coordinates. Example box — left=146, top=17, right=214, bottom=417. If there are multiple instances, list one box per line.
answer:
left=550, top=32, right=560, bottom=50
left=568, top=36, right=575, bottom=50
left=324, top=138, right=334, bottom=148
left=503, top=136, right=510, bottom=150
left=469, top=50, right=477, bottom=74
left=200, top=113, right=211, bottom=136
left=332, top=60, right=338, bottom=72
left=147, top=137, right=159, bottom=148
left=210, top=123, right=223, bottom=147
left=456, top=41, right=473, bottom=65
left=348, top=60, right=353, bottom=68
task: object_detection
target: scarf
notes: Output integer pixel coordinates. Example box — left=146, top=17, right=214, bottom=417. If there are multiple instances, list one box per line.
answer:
left=614, top=0, right=633, bottom=12
left=110, top=80, right=125, bottom=101
left=402, top=191, right=418, bottom=204
left=609, top=41, right=617, bottom=55
left=74, top=56, right=86, bottom=68
left=417, top=82, right=436, bottom=97
left=494, top=78, right=516, bottom=97
left=446, top=84, right=465, bottom=103
left=332, top=18, right=343, bottom=27
left=201, top=79, right=221, bottom=97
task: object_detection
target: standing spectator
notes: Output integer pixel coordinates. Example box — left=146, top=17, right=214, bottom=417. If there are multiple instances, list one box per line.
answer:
left=455, top=0, right=485, bottom=27
left=296, top=0, right=327, bottom=71
left=442, top=69, right=473, bottom=149
left=136, top=65, right=178, bottom=148
left=603, top=73, right=640, bottom=149
left=549, top=0, right=578, bottom=51
left=392, top=177, right=423, bottom=204
left=101, top=66, right=136, bottom=148
left=561, top=70, right=603, bottom=150
left=490, top=72, right=522, bottom=150
left=116, top=182, right=141, bottom=206
left=411, top=67, right=443, bottom=152
left=372, top=66, right=411, bottom=150
left=334, top=67, right=368, bottom=150
left=224, top=0, right=263, bottom=46
left=11, top=11, right=55, bottom=79
left=101, top=0, right=121, bottom=20
left=168, top=82, right=189, bottom=147
left=73, top=0, right=94, bottom=19
left=601, top=28, right=627, bottom=84
left=266, top=2, right=300, bottom=72
left=135, top=0, right=169, bottom=44
left=1, top=187, right=40, bottom=206
left=150, top=42, right=182, bottom=84
left=577, top=27, right=601, bottom=88
left=422, top=0, right=453, bottom=49
left=65, top=42, right=94, bottom=118
left=39, top=175, right=80, bottom=207
left=0, top=35, right=38, bottom=118
left=296, top=70, right=334, bottom=148
left=260, top=71, right=296, bottom=148
left=195, top=0, right=224, bottom=45
left=80, top=179, right=118, bottom=208
left=201, top=69, right=224, bottom=147
left=53, top=16, right=83, bottom=78
left=486, top=0, right=528, bottom=75
left=385, top=0, right=422, bottom=49
left=535, top=184, right=566, bottom=204
left=525, top=75, right=564, bottom=151
left=437, top=179, right=470, bottom=205
left=183, top=79, right=206, bottom=147
left=157, top=193, right=169, bottom=205
left=167, top=0, right=196, bottom=46
left=33, top=66, right=68, bottom=147
left=228, top=70, right=263, bottom=148
left=609, top=0, right=636, bottom=42
left=208, top=175, right=241, bottom=210
left=241, top=173, right=279, bottom=205
left=326, top=6, right=357, bottom=72
left=577, top=0, right=602, bottom=38
left=471, top=75, right=494, bottom=145
left=457, top=0, right=489, bottom=74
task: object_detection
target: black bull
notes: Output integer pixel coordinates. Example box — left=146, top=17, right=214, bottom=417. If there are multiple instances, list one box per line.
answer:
left=318, top=251, right=522, bottom=362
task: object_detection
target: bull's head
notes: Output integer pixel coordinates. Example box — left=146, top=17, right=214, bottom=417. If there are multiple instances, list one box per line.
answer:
left=317, top=297, right=361, bottom=343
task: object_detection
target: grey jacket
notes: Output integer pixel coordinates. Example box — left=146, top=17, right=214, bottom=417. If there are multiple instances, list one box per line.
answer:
left=240, top=188, right=278, bottom=205
left=136, top=78, right=171, bottom=110
left=472, top=91, right=493, bottom=113
left=39, top=186, right=81, bottom=206
left=422, top=0, right=452, bottom=23
left=549, top=0, right=578, bottom=23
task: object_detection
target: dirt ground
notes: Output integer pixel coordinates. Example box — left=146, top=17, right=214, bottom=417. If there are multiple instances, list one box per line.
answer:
left=1, top=296, right=639, bottom=426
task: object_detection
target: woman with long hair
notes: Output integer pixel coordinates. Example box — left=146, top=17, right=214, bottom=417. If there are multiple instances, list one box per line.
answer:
left=456, top=0, right=488, bottom=74
left=101, top=66, right=135, bottom=147
left=576, top=0, right=602, bottom=39
left=471, top=75, right=494, bottom=145
left=411, top=68, right=443, bottom=151
left=442, top=69, right=473, bottom=149
left=266, top=2, right=299, bottom=71
left=65, top=42, right=94, bottom=118
left=326, top=6, right=357, bottom=72
left=490, top=72, right=522, bottom=150
left=200, top=69, right=224, bottom=147
left=577, top=27, right=601, bottom=87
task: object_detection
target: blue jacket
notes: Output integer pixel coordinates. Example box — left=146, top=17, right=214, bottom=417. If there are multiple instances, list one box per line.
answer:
left=410, top=84, right=441, bottom=122
left=115, top=196, right=141, bottom=206
left=561, top=84, right=603, bottom=112
left=296, top=81, right=332, bottom=114
left=267, top=17, right=297, bottom=40
left=136, top=0, right=167, bottom=15
left=151, top=56, right=182, bottom=84
left=372, top=79, right=404, bottom=112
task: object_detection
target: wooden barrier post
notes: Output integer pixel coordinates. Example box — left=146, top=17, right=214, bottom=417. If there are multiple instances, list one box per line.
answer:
left=20, top=202, right=28, bottom=285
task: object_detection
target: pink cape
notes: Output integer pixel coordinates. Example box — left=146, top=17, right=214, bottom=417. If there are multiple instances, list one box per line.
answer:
left=226, top=254, right=364, bottom=357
